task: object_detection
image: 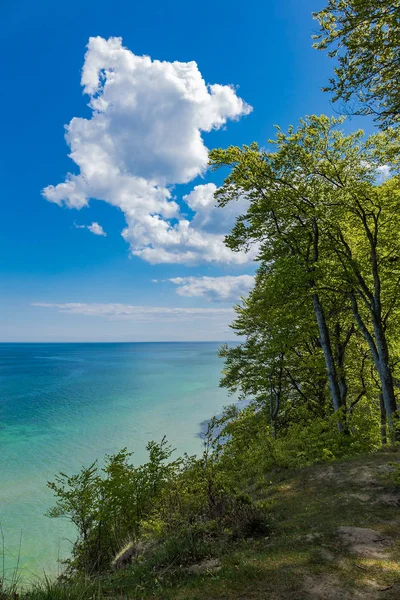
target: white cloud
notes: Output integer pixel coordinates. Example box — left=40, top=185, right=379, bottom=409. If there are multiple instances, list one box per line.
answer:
left=183, top=183, right=250, bottom=235
left=377, top=164, right=391, bottom=181
left=43, top=36, right=252, bottom=264
left=74, top=221, right=107, bottom=236
left=88, top=222, right=106, bottom=236
left=168, top=275, right=254, bottom=301
left=32, top=302, right=233, bottom=322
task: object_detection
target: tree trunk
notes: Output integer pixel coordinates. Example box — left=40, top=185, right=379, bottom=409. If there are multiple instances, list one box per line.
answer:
left=334, top=322, right=351, bottom=410
left=379, top=360, right=397, bottom=413
left=372, top=317, right=398, bottom=427
left=350, top=293, right=398, bottom=439
left=269, top=379, right=278, bottom=439
left=312, top=293, right=344, bottom=428
left=269, top=354, right=283, bottom=439
left=379, top=393, right=387, bottom=445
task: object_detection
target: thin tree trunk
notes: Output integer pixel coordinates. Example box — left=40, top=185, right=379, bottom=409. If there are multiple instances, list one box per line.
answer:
left=350, top=202, right=398, bottom=436
left=334, top=322, right=353, bottom=411
left=269, top=354, right=283, bottom=439
left=379, top=393, right=387, bottom=445
left=378, top=360, right=397, bottom=422
left=269, top=384, right=277, bottom=440
left=350, top=292, right=398, bottom=438
left=312, top=293, right=344, bottom=430
left=372, top=316, right=398, bottom=426
left=309, top=219, right=345, bottom=429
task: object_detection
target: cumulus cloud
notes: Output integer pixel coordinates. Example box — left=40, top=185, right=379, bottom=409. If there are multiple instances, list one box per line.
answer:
left=43, top=36, right=252, bottom=264
left=168, top=275, right=254, bottom=301
left=183, top=183, right=250, bottom=234
left=74, top=221, right=107, bottom=236
left=32, top=302, right=233, bottom=322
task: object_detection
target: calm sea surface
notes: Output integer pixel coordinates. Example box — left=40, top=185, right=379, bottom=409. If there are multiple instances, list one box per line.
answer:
left=0, top=342, right=233, bottom=580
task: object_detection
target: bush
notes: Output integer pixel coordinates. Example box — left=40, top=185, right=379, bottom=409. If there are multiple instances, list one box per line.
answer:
left=47, top=438, right=180, bottom=574
left=210, top=399, right=381, bottom=491
left=47, top=430, right=269, bottom=577
left=45, top=397, right=379, bottom=581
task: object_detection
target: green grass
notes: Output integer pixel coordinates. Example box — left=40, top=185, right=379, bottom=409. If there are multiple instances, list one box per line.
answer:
left=5, top=449, right=400, bottom=599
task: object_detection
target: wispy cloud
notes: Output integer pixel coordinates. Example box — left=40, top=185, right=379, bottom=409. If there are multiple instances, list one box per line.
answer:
left=168, top=275, right=254, bottom=301
left=43, top=36, right=253, bottom=265
left=32, top=302, right=234, bottom=323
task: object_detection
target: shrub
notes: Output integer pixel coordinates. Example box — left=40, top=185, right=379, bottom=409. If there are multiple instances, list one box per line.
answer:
left=46, top=396, right=379, bottom=580
left=47, top=438, right=180, bottom=574
left=47, top=431, right=269, bottom=577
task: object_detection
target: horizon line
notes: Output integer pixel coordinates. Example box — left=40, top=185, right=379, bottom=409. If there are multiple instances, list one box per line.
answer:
left=0, top=340, right=237, bottom=344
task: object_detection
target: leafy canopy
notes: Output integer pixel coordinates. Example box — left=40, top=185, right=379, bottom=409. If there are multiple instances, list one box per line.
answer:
left=313, top=0, right=400, bottom=127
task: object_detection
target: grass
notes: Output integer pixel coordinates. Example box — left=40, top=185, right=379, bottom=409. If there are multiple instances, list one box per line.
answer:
left=4, top=449, right=400, bottom=599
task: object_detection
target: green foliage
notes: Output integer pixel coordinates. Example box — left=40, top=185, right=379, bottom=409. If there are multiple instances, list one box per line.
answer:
left=43, top=401, right=382, bottom=591
left=47, top=430, right=268, bottom=577
left=210, top=399, right=380, bottom=490
left=211, top=116, right=400, bottom=435
left=47, top=438, right=180, bottom=573
left=7, top=451, right=400, bottom=600
left=313, top=0, right=400, bottom=128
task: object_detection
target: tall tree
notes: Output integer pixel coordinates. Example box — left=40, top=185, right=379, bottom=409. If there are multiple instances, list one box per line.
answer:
left=313, top=0, right=400, bottom=128
left=326, top=172, right=400, bottom=428
left=210, top=129, right=343, bottom=421
left=210, top=116, right=400, bottom=430
left=220, top=247, right=371, bottom=432
left=219, top=262, right=331, bottom=431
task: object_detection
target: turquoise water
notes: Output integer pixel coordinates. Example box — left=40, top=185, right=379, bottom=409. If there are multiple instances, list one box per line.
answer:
left=0, top=342, right=233, bottom=581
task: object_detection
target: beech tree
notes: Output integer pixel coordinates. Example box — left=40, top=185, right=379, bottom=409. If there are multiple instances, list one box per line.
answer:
left=219, top=263, right=330, bottom=434
left=211, top=115, right=400, bottom=432
left=326, top=172, right=400, bottom=428
left=313, top=0, right=400, bottom=128
left=220, top=255, right=373, bottom=434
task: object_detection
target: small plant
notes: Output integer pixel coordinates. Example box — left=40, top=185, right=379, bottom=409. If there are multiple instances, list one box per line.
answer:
left=0, top=525, right=22, bottom=600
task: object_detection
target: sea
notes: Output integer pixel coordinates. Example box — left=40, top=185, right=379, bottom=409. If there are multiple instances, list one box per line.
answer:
left=0, top=342, right=234, bottom=582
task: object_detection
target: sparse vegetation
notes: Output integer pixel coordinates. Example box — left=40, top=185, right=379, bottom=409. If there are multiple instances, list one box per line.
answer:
left=3, top=450, right=400, bottom=599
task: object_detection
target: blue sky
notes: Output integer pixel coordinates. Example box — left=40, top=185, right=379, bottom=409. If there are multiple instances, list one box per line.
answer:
left=0, top=0, right=371, bottom=342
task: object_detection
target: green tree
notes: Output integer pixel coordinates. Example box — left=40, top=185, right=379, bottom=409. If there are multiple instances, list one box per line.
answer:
left=313, top=0, right=400, bottom=128
left=219, top=263, right=331, bottom=431
left=220, top=258, right=372, bottom=434
left=210, top=115, right=400, bottom=431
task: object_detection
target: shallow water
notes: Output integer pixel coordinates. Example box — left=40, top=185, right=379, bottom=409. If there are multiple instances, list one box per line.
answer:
left=0, top=342, right=233, bottom=581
